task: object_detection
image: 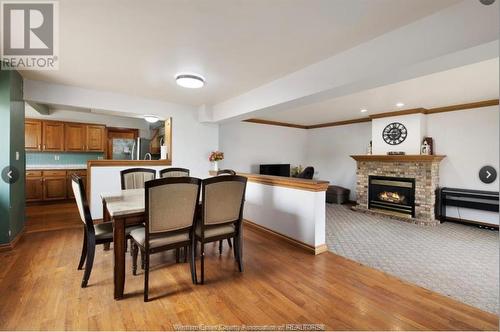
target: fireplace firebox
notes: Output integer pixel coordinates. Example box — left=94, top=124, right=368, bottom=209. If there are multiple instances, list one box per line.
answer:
left=368, top=176, right=415, bottom=217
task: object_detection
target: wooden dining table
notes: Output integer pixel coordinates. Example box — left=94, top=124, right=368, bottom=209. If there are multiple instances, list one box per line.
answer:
left=101, top=188, right=146, bottom=300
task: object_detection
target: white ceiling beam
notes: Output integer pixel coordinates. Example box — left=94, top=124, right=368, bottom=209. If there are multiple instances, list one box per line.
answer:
left=23, top=80, right=197, bottom=119
left=207, top=0, right=499, bottom=123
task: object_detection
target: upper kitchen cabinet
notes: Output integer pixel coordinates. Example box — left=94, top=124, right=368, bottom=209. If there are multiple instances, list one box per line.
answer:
left=42, top=121, right=65, bottom=151
left=86, top=125, right=105, bottom=152
left=25, top=119, right=42, bottom=151
left=65, top=123, right=86, bottom=151
left=25, top=119, right=106, bottom=152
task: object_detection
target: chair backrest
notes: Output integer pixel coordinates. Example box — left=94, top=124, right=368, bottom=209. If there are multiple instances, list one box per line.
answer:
left=145, top=177, right=201, bottom=238
left=71, top=175, right=94, bottom=231
left=217, top=169, right=236, bottom=176
left=296, top=166, right=314, bottom=179
left=201, top=175, right=247, bottom=227
left=160, top=167, right=190, bottom=178
left=120, top=168, right=156, bottom=189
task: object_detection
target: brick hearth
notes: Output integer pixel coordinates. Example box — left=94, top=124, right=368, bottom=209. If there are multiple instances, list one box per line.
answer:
left=351, top=155, right=446, bottom=225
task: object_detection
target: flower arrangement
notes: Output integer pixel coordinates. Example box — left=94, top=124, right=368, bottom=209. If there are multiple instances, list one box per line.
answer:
left=209, top=150, right=224, bottom=162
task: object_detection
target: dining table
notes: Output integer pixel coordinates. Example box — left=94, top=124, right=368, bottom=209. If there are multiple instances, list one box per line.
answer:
left=101, top=188, right=146, bottom=300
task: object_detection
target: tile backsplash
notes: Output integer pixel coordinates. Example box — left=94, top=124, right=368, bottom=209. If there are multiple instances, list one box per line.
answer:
left=26, top=152, right=104, bottom=165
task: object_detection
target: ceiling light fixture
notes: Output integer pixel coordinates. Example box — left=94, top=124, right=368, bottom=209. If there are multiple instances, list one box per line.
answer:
left=360, top=109, right=368, bottom=113
left=396, top=102, right=405, bottom=108
left=175, top=73, right=205, bottom=89
left=144, top=115, right=160, bottom=123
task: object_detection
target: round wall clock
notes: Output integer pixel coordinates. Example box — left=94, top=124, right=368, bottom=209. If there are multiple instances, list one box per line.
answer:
left=382, top=122, right=407, bottom=145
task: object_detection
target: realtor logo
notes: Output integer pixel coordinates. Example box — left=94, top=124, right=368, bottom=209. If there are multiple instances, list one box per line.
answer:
left=1, top=1, right=59, bottom=70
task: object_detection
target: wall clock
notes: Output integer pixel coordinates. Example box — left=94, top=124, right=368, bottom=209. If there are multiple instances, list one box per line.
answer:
left=382, top=122, right=407, bottom=145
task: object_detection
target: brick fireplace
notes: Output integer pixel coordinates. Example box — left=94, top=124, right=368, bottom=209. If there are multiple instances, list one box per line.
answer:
left=351, top=155, right=445, bottom=225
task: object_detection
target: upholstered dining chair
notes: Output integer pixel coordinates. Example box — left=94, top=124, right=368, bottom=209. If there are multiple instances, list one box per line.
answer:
left=215, top=169, right=237, bottom=252
left=159, top=167, right=190, bottom=178
left=216, top=169, right=236, bottom=176
left=130, top=177, right=201, bottom=302
left=194, top=175, right=247, bottom=284
left=71, top=175, right=142, bottom=288
left=120, top=168, right=156, bottom=189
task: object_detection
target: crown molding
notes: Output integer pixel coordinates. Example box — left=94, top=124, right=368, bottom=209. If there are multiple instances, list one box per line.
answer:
left=243, top=99, right=498, bottom=130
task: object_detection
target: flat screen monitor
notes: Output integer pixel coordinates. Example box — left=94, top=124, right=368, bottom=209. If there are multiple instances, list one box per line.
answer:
left=259, top=164, right=290, bottom=177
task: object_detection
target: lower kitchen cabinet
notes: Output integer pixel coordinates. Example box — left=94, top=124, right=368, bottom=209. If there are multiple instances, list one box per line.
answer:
left=26, top=169, right=87, bottom=202
left=26, top=177, right=44, bottom=202
left=43, top=177, right=67, bottom=200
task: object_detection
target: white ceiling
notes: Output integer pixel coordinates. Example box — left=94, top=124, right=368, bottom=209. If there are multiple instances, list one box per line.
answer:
left=21, top=0, right=459, bottom=107
left=255, top=59, right=499, bottom=126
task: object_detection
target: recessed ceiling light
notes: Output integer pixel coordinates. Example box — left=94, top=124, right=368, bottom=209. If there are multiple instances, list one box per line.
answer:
left=175, top=73, right=205, bottom=89
left=396, top=102, right=405, bottom=108
left=360, top=109, right=368, bottom=113
left=144, top=115, right=160, bottom=123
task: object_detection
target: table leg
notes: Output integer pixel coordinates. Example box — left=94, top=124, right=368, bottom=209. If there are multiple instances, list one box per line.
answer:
left=103, top=200, right=110, bottom=222
left=113, top=216, right=126, bottom=300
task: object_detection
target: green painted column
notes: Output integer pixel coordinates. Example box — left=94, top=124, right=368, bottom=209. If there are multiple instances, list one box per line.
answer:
left=0, top=69, right=25, bottom=245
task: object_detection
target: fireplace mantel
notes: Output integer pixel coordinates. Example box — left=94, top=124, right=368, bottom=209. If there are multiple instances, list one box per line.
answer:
left=350, top=155, right=446, bottom=162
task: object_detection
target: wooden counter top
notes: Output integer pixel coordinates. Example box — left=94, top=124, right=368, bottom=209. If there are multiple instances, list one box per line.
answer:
left=87, top=159, right=172, bottom=168
left=350, top=155, right=446, bottom=162
left=209, top=170, right=329, bottom=192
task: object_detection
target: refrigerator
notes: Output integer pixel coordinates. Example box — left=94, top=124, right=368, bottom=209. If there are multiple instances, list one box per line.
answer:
left=112, top=137, right=151, bottom=160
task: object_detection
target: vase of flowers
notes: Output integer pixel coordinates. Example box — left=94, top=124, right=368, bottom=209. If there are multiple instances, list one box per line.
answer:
left=209, top=150, right=224, bottom=171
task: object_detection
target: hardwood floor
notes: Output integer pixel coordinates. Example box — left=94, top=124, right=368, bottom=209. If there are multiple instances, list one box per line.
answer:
left=1, top=204, right=497, bottom=330
left=25, top=201, right=81, bottom=233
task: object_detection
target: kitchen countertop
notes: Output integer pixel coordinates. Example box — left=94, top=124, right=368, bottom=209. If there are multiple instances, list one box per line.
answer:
left=26, top=164, right=87, bottom=170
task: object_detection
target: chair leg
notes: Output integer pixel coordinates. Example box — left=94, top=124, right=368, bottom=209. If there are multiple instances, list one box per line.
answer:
left=144, top=252, right=150, bottom=302
left=227, top=238, right=232, bottom=248
left=193, top=238, right=198, bottom=284
left=132, top=242, right=138, bottom=276
left=189, top=239, right=196, bottom=285
left=184, top=246, right=188, bottom=263
left=129, top=239, right=133, bottom=256
left=81, top=236, right=96, bottom=288
left=140, top=250, right=145, bottom=270
left=219, top=240, right=223, bottom=255
left=103, top=242, right=110, bottom=251
left=236, top=234, right=243, bottom=272
left=77, top=230, right=87, bottom=270
left=200, top=243, right=205, bottom=285
left=175, top=248, right=180, bottom=263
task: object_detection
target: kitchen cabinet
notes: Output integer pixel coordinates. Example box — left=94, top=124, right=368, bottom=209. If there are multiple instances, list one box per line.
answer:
left=25, top=171, right=43, bottom=202
left=42, top=121, right=65, bottom=151
left=26, top=169, right=87, bottom=202
left=26, top=119, right=107, bottom=152
left=25, top=119, right=42, bottom=151
left=43, top=170, right=67, bottom=200
left=65, top=123, right=86, bottom=151
left=86, top=125, right=105, bottom=152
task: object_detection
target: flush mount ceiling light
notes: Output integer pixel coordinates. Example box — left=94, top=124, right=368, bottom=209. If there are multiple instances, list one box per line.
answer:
left=144, top=115, right=160, bottom=123
left=396, top=102, right=405, bottom=108
left=175, top=73, right=205, bottom=89
left=360, top=109, right=368, bottom=113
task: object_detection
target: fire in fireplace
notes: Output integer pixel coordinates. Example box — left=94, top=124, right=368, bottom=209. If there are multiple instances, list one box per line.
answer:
left=369, top=176, right=415, bottom=217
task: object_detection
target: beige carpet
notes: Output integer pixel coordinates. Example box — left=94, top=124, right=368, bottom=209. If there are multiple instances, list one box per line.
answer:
left=326, top=204, right=499, bottom=314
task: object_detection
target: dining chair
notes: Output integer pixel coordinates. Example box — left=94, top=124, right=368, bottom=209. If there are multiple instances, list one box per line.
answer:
left=215, top=169, right=237, bottom=253
left=72, top=175, right=142, bottom=288
left=159, top=167, right=190, bottom=178
left=194, top=175, right=247, bottom=284
left=120, top=168, right=156, bottom=190
left=130, top=177, right=201, bottom=302
left=216, top=169, right=236, bottom=176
